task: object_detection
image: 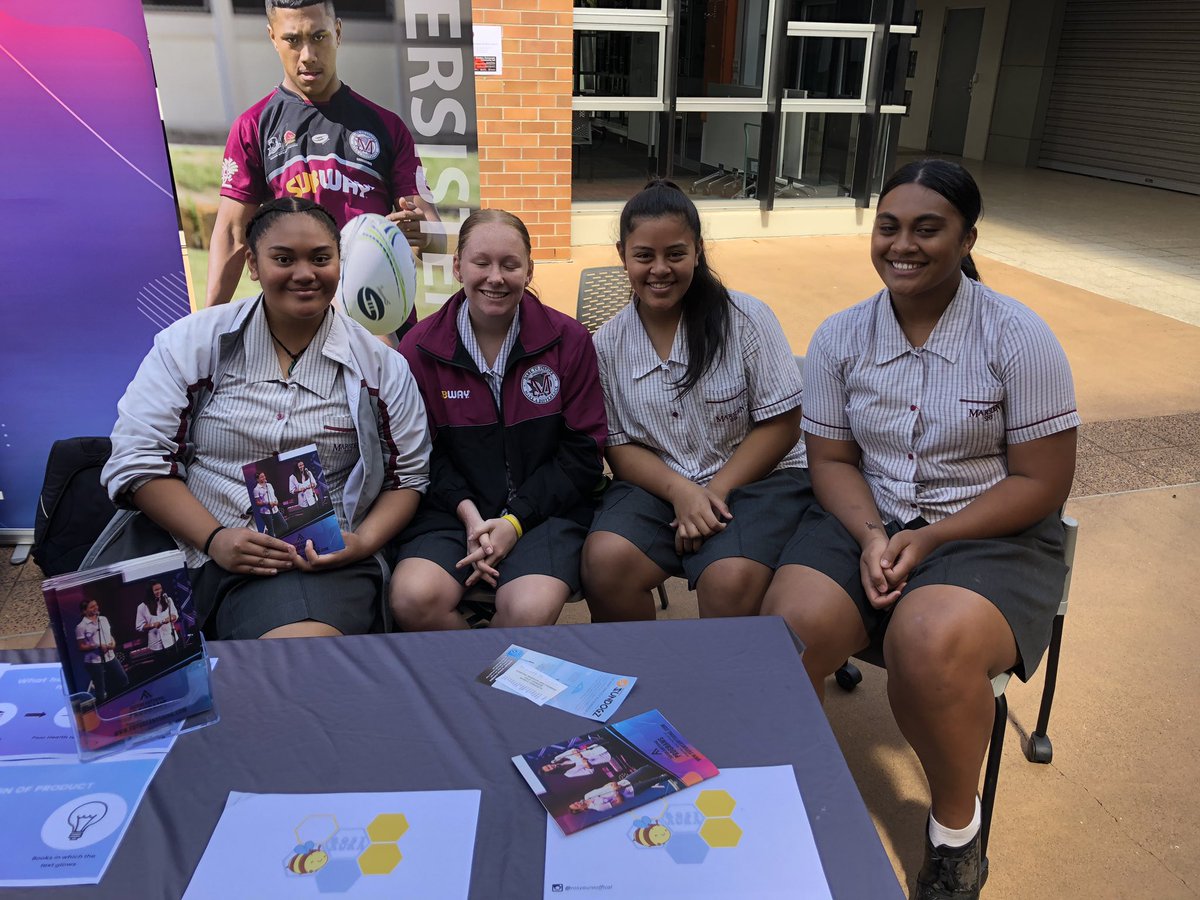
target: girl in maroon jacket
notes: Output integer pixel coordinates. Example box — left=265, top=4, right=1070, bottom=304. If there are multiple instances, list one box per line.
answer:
left=390, top=210, right=607, bottom=629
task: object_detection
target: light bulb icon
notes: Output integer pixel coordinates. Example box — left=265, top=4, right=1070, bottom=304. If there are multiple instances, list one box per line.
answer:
left=66, top=801, right=108, bottom=841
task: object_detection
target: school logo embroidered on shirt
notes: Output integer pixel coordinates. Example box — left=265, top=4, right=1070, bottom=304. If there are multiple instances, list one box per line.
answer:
left=521, top=364, right=560, bottom=405
left=349, top=130, right=380, bottom=161
left=960, top=399, right=1002, bottom=421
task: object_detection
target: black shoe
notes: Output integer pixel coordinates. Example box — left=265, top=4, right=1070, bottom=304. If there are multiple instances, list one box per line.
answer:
left=913, top=826, right=987, bottom=899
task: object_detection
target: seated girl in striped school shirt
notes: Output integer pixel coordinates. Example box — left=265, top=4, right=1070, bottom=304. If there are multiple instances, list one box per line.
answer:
left=100, top=198, right=430, bottom=640
left=582, top=180, right=814, bottom=621
left=764, top=160, right=1078, bottom=900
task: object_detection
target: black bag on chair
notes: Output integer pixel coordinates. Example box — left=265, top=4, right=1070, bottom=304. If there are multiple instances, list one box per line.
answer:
left=31, top=437, right=116, bottom=576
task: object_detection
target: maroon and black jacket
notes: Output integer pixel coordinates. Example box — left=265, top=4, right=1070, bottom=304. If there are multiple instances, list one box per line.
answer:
left=399, top=291, right=607, bottom=535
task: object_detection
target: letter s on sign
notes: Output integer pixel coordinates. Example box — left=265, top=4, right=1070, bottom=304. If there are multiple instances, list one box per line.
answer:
left=413, top=98, right=467, bottom=137
left=428, top=167, right=471, bottom=204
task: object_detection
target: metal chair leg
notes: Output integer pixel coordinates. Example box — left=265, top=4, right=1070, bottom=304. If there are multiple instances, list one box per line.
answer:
left=655, top=582, right=669, bottom=611
left=980, top=692, right=1007, bottom=860
left=1027, top=613, right=1064, bottom=763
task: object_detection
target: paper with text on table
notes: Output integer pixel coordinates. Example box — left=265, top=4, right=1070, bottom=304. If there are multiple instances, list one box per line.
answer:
left=478, top=644, right=637, bottom=721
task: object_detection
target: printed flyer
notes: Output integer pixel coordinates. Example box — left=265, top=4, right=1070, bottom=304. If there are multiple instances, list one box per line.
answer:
left=0, top=664, right=79, bottom=760
left=513, top=709, right=718, bottom=836
left=184, top=790, right=482, bottom=899
left=0, top=754, right=167, bottom=887
left=478, top=645, right=637, bottom=721
left=542, top=766, right=834, bottom=899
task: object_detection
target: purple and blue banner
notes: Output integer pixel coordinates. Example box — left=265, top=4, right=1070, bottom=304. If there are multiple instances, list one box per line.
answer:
left=0, top=1, right=189, bottom=532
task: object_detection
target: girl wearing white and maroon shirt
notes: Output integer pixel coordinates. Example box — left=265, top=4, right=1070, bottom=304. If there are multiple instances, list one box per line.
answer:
left=583, top=180, right=813, bottom=622
left=764, top=160, right=1078, bottom=900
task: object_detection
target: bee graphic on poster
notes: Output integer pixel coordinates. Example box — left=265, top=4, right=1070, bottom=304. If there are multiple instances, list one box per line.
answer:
left=285, top=840, right=329, bottom=875
left=629, top=815, right=672, bottom=848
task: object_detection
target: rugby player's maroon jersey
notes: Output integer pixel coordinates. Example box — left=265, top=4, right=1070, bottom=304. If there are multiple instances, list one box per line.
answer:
left=220, top=83, right=421, bottom=227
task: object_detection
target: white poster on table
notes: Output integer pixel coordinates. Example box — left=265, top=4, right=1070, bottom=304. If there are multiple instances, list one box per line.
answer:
left=184, top=790, right=481, bottom=899
left=542, top=766, right=833, bottom=899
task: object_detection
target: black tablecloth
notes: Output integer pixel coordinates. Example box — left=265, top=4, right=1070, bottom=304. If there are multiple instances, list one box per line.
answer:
left=1, top=616, right=901, bottom=898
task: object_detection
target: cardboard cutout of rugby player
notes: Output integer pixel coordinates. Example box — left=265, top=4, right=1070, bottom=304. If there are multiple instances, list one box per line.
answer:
left=206, top=0, right=441, bottom=330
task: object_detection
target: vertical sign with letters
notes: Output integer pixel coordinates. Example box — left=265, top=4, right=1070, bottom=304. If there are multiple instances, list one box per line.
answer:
left=397, top=0, right=483, bottom=310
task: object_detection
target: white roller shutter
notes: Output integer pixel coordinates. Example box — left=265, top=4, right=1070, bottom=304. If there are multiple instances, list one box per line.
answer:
left=1039, top=0, right=1200, bottom=195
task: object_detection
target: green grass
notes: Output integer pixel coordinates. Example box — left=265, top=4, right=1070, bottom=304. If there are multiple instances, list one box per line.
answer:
left=184, top=247, right=261, bottom=308
left=169, top=144, right=225, bottom=197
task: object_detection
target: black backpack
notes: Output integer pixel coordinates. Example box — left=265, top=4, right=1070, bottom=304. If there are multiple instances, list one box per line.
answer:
left=32, top=437, right=116, bottom=576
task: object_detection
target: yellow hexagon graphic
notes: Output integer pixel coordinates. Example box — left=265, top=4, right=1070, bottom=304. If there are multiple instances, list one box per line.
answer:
left=700, top=817, right=743, bottom=848
left=357, top=842, right=403, bottom=875
left=695, top=790, right=736, bottom=818
left=366, top=813, right=409, bottom=843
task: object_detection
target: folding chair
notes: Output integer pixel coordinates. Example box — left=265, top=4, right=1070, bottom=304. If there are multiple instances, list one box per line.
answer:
left=575, top=265, right=632, bottom=334
left=833, top=515, right=1079, bottom=858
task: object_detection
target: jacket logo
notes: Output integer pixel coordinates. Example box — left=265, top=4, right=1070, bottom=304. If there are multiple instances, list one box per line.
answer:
left=521, top=364, right=560, bottom=405
left=349, top=130, right=380, bottom=161
left=221, top=157, right=239, bottom=186
left=311, top=133, right=330, bottom=144
left=267, top=136, right=284, bottom=159
left=442, top=389, right=471, bottom=399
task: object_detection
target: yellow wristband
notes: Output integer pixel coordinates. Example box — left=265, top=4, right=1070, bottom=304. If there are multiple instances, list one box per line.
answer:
left=501, top=514, right=524, bottom=539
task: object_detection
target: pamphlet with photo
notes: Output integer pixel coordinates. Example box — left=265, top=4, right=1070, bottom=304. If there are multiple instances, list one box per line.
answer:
left=513, top=709, right=719, bottom=836
left=42, top=550, right=215, bottom=757
left=242, top=444, right=344, bottom=556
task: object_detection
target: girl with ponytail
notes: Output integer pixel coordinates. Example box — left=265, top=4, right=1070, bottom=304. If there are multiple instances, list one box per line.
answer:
left=582, top=180, right=814, bottom=621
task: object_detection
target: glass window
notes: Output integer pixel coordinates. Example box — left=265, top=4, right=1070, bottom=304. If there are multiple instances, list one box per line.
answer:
left=672, top=112, right=764, bottom=200
left=572, top=110, right=663, bottom=202
left=883, top=34, right=905, bottom=105
left=786, top=0, right=871, bottom=23
left=143, top=0, right=207, bottom=8
left=777, top=111, right=858, bottom=197
left=782, top=36, right=866, bottom=100
left=574, top=31, right=660, bottom=98
left=676, top=0, right=770, bottom=99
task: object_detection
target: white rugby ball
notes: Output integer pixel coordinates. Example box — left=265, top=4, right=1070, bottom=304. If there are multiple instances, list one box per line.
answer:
left=336, top=213, right=417, bottom=335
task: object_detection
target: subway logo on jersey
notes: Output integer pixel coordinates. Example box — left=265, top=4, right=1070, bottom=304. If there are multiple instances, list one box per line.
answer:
left=285, top=167, right=375, bottom=200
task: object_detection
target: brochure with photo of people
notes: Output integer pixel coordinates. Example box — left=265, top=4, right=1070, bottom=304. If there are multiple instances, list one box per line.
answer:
left=513, top=709, right=719, bottom=836
left=42, top=550, right=215, bottom=758
left=242, top=444, right=344, bottom=556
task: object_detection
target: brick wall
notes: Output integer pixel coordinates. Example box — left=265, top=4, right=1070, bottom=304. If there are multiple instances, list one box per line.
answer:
left=472, top=0, right=574, bottom=260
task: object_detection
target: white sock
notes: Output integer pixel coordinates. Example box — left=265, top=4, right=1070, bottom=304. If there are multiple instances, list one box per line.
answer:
left=928, top=797, right=981, bottom=848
